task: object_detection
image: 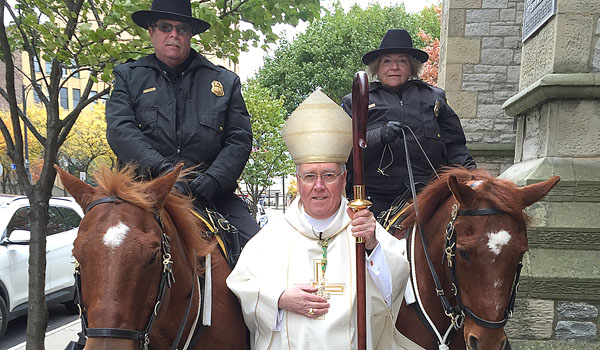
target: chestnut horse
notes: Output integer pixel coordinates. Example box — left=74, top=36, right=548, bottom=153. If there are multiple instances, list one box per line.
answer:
left=393, top=168, right=559, bottom=350
left=56, top=164, right=246, bottom=350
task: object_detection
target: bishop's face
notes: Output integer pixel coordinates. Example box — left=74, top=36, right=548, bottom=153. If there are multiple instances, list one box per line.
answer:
left=297, top=162, right=346, bottom=219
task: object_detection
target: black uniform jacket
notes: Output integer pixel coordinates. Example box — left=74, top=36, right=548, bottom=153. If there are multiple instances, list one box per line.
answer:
left=106, top=50, right=252, bottom=193
left=342, top=80, right=475, bottom=200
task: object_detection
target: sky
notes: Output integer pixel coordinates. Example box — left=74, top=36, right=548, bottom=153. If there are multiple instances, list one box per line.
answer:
left=237, top=0, right=437, bottom=81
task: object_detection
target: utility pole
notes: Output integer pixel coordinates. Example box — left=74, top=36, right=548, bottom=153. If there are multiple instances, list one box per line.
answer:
left=282, top=175, right=286, bottom=213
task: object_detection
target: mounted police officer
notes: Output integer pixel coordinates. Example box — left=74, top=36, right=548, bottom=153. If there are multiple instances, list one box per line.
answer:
left=106, top=0, right=259, bottom=255
left=342, top=29, right=476, bottom=218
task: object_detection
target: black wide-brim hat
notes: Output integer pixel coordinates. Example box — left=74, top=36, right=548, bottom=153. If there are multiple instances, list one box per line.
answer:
left=132, top=0, right=210, bottom=34
left=362, top=29, right=429, bottom=65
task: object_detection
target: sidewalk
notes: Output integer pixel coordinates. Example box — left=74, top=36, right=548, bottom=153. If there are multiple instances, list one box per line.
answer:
left=8, top=320, right=80, bottom=350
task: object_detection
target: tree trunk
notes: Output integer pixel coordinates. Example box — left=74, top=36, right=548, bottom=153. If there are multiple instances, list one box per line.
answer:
left=25, top=190, right=50, bottom=350
left=23, top=104, right=61, bottom=350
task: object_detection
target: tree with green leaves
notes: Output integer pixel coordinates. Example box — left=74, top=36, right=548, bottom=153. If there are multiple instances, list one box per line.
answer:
left=255, top=2, right=441, bottom=114
left=0, top=0, right=319, bottom=346
left=240, top=80, right=294, bottom=218
left=58, top=103, right=116, bottom=177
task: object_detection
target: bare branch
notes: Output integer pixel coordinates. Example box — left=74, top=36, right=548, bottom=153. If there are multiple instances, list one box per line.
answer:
left=87, top=0, right=105, bottom=29
left=219, top=0, right=250, bottom=19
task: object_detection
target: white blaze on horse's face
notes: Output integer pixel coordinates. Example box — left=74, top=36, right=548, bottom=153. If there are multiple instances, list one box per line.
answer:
left=487, top=230, right=511, bottom=256
left=103, top=221, right=130, bottom=248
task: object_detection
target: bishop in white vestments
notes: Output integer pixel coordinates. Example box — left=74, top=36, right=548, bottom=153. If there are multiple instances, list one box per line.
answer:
left=226, top=90, right=423, bottom=350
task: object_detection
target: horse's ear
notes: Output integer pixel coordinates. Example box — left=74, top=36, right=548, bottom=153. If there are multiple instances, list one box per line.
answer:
left=54, top=164, right=96, bottom=211
left=146, top=163, right=183, bottom=211
left=448, top=174, right=478, bottom=209
left=519, top=176, right=560, bottom=207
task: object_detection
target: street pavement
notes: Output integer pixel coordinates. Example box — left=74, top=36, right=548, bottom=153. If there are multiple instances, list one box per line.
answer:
left=7, top=320, right=80, bottom=350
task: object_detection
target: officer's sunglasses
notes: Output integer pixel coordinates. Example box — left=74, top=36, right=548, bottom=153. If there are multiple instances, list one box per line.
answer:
left=152, top=22, right=193, bottom=36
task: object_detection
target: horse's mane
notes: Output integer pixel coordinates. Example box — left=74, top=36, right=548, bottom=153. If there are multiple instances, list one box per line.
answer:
left=93, top=166, right=211, bottom=266
left=402, top=167, right=529, bottom=228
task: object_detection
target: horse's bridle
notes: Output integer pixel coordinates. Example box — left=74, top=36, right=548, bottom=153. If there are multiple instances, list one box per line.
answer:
left=74, top=196, right=198, bottom=350
left=408, top=202, right=522, bottom=348
left=442, top=204, right=522, bottom=329
left=388, top=122, right=522, bottom=350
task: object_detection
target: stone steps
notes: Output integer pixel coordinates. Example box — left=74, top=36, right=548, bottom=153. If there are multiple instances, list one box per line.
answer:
left=526, top=201, right=600, bottom=250
left=518, top=248, right=600, bottom=300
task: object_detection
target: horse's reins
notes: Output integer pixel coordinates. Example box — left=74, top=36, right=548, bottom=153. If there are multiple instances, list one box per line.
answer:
left=395, top=125, right=521, bottom=349
left=74, top=196, right=201, bottom=350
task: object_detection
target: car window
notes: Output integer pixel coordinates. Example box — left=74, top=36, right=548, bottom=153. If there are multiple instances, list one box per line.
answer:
left=7, top=207, right=31, bottom=236
left=57, top=206, right=82, bottom=228
left=47, top=207, right=72, bottom=235
left=5, top=203, right=82, bottom=238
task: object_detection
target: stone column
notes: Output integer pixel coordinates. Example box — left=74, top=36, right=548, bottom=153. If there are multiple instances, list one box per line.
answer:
left=500, top=0, right=600, bottom=347
left=439, top=0, right=525, bottom=176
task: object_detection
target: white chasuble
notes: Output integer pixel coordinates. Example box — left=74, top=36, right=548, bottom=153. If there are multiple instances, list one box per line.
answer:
left=227, top=196, right=423, bottom=350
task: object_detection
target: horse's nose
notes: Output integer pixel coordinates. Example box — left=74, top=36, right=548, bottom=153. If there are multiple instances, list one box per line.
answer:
left=468, top=334, right=479, bottom=350
left=467, top=332, right=508, bottom=350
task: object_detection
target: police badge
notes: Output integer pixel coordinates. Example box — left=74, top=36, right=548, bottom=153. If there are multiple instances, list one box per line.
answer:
left=211, top=80, right=224, bottom=97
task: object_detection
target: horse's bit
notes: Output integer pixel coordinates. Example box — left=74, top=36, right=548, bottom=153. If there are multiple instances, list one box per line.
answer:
left=74, top=196, right=198, bottom=350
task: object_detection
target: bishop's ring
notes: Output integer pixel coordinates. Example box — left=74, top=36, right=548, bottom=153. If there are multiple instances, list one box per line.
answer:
left=308, top=308, right=314, bottom=315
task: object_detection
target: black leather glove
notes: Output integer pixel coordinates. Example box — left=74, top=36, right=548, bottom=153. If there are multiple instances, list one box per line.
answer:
left=189, top=174, right=221, bottom=201
left=380, top=121, right=405, bottom=144
left=149, top=159, right=175, bottom=178
left=173, top=180, right=193, bottom=196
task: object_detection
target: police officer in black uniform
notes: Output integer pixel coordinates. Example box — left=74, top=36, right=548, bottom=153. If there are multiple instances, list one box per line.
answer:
left=342, top=29, right=476, bottom=217
left=106, top=0, right=259, bottom=248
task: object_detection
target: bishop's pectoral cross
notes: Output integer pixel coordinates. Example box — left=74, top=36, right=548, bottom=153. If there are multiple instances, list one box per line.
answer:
left=309, top=259, right=345, bottom=320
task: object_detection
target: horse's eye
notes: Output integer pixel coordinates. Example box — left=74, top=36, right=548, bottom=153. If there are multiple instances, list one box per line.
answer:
left=149, top=251, right=159, bottom=264
left=458, top=249, right=470, bottom=261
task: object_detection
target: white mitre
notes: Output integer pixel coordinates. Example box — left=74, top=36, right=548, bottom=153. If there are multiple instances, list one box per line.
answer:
left=282, top=90, right=352, bottom=165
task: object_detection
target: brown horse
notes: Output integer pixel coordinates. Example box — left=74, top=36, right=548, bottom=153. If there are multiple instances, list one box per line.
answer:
left=393, top=168, right=559, bottom=350
left=56, top=164, right=246, bottom=350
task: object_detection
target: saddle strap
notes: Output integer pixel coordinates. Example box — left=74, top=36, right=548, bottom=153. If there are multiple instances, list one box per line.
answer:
left=384, top=203, right=412, bottom=232
left=190, top=209, right=228, bottom=259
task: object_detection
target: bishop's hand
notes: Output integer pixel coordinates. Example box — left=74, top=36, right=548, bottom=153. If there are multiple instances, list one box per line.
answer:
left=278, top=285, right=330, bottom=319
left=347, top=207, right=378, bottom=250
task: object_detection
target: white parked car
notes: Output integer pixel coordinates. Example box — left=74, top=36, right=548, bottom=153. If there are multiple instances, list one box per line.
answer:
left=0, top=195, right=83, bottom=338
left=257, top=204, right=268, bottom=228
